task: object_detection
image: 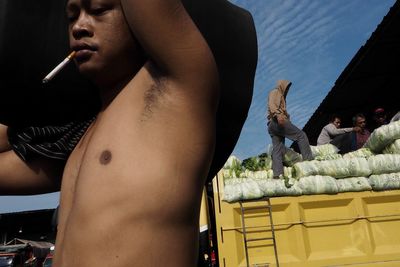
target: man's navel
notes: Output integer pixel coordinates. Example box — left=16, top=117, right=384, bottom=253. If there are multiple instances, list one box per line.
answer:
left=100, top=150, right=112, bottom=165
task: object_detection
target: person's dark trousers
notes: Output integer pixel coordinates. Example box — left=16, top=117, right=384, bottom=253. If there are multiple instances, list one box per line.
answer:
left=268, top=119, right=313, bottom=177
left=330, top=132, right=355, bottom=154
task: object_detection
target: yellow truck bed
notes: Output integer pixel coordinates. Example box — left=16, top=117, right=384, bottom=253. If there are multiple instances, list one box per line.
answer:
left=212, top=174, right=400, bottom=267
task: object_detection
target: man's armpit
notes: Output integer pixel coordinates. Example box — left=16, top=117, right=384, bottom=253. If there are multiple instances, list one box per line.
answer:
left=142, top=61, right=169, bottom=119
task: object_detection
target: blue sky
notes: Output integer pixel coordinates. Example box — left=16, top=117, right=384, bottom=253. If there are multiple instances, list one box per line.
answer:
left=0, top=0, right=396, bottom=213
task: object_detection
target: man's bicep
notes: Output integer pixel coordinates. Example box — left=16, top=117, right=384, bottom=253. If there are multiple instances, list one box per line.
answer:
left=120, top=0, right=215, bottom=82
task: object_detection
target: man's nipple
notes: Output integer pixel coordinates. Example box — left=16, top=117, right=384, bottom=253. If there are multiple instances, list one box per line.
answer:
left=100, top=150, right=112, bottom=165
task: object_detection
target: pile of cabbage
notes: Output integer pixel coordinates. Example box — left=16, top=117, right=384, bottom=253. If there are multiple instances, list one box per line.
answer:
left=222, top=120, right=400, bottom=203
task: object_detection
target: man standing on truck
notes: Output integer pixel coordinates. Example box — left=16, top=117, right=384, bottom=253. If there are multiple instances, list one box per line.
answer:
left=267, top=80, right=313, bottom=179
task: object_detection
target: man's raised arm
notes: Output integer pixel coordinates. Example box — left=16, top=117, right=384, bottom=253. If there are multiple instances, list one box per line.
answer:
left=120, top=0, right=218, bottom=87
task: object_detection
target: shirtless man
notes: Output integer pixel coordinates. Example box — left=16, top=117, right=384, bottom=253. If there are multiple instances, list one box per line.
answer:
left=0, top=0, right=257, bottom=265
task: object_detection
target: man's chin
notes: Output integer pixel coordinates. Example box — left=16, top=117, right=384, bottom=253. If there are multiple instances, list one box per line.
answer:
left=78, top=64, right=100, bottom=79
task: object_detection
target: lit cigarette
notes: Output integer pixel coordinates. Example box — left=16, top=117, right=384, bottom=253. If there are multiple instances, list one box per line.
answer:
left=42, top=51, right=76, bottom=83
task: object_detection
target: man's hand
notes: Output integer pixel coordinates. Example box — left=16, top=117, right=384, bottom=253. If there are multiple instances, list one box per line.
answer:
left=353, top=126, right=361, bottom=132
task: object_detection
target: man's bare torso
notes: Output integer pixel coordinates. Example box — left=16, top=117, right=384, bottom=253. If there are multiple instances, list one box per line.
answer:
left=53, top=0, right=257, bottom=266
left=54, top=64, right=215, bottom=266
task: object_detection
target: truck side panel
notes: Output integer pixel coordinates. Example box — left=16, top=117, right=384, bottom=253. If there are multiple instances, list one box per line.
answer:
left=212, top=174, right=400, bottom=267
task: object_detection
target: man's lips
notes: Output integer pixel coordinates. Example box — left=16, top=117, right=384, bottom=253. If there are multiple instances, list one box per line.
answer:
left=71, top=43, right=97, bottom=62
left=74, top=49, right=94, bottom=61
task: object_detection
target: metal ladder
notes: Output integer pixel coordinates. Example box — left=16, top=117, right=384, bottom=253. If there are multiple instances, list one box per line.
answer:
left=239, top=198, right=280, bottom=267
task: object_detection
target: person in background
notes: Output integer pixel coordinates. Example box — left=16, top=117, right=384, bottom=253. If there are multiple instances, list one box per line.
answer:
left=267, top=80, right=313, bottom=179
left=369, top=107, right=388, bottom=132
left=352, top=113, right=371, bottom=150
left=317, top=114, right=360, bottom=145
left=328, top=113, right=370, bottom=154
left=24, top=245, right=37, bottom=267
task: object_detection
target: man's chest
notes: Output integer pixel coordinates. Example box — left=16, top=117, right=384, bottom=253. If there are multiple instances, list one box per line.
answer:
left=62, top=120, right=96, bottom=182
